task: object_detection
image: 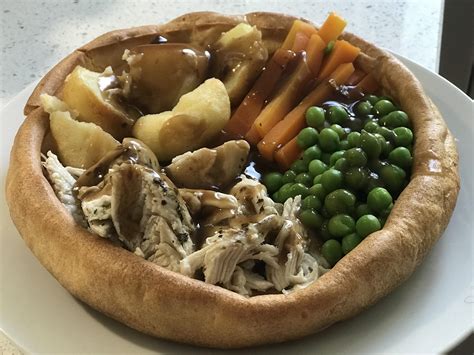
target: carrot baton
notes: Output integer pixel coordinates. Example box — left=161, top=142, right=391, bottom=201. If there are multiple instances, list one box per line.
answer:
left=257, top=62, right=355, bottom=161
left=291, top=32, right=310, bottom=52
left=245, top=125, right=262, bottom=146
left=224, top=49, right=297, bottom=138
left=252, top=34, right=327, bottom=139
left=318, top=40, right=360, bottom=80
left=317, top=12, right=347, bottom=44
left=274, top=137, right=303, bottom=170
left=281, top=20, right=318, bottom=50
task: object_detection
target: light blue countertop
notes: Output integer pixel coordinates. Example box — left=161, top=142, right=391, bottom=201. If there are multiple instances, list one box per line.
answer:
left=0, top=0, right=443, bottom=106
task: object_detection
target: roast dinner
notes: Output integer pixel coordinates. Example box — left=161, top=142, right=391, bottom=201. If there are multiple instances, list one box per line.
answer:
left=6, top=11, right=459, bottom=348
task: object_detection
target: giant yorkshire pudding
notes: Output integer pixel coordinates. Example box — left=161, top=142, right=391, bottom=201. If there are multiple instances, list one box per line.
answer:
left=5, top=12, right=459, bottom=348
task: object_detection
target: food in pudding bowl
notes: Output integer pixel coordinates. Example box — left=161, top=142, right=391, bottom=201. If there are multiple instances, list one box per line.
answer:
left=6, top=11, right=459, bottom=348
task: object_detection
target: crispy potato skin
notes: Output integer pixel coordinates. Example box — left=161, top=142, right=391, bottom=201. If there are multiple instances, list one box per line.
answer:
left=6, top=12, right=459, bottom=348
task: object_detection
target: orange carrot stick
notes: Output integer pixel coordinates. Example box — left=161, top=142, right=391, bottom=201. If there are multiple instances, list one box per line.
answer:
left=257, top=62, right=355, bottom=161
left=317, top=12, right=347, bottom=44
left=245, top=125, right=262, bottom=146
left=252, top=34, right=327, bottom=139
left=356, top=73, right=380, bottom=94
left=281, top=20, right=318, bottom=50
left=224, top=49, right=297, bottom=138
left=292, top=32, right=310, bottom=52
left=274, top=137, right=302, bottom=170
left=306, top=34, right=327, bottom=75
left=318, top=40, right=360, bottom=79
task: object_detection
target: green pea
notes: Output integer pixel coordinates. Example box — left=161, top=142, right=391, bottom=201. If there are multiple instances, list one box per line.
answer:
left=321, top=152, right=332, bottom=165
left=289, top=183, right=310, bottom=198
left=376, top=126, right=395, bottom=141
left=333, top=157, right=349, bottom=172
left=320, top=207, right=331, bottom=219
left=339, top=139, right=350, bottom=151
left=319, top=128, right=340, bottom=152
left=393, top=127, right=413, bottom=147
left=345, top=147, right=368, bottom=167
left=313, top=174, right=323, bottom=185
left=328, top=214, right=356, bottom=238
left=356, top=214, right=382, bottom=238
left=374, top=133, right=387, bottom=147
left=272, top=191, right=283, bottom=203
left=305, top=106, right=326, bottom=128
left=324, top=40, right=335, bottom=55
left=326, top=105, right=349, bottom=124
left=355, top=203, right=372, bottom=218
left=342, top=233, right=363, bottom=254
left=359, top=131, right=381, bottom=159
left=330, top=151, right=346, bottom=166
left=345, top=167, right=369, bottom=190
left=379, top=202, right=393, bottom=219
left=330, top=124, right=346, bottom=139
left=324, top=189, right=356, bottom=216
left=379, top=137, right=394, bottom=158
left=380, top=164, right=407, bottom=194
left=322, top=239, right=343, bottom=266
left=282, top=170, right=297, bottom=184
left=388, top=147, right=412, bottom=169
left=278, top=183, right=294, bottom=202
left=367, top=187, right=393, bottom=213
left=308, top=159, right=328, bottom=177
left=299, top=209, right=324, bottom=228
left=291, top=159, right=307, bottom=174
left=365, top=172, right=385, bottom=193
left=372, top=99, right=396, bottom=116
left=380, top=110, right=409, bottom=128
left=365, top=94, right=379, bottom=105
left=347, top=131, right=361, bottom=148
left=263, top=172, right=283, bottom=193
left=367, top=159, right=387, bottom=174
left=319, top=221, right=332, bottom=241
left=302, top=195, right=322, bottom=211
left=355, top=100, right=373, bottom=117
left=303, top=145, right=322, bottom=164
left=364, top=120, right=379, bottom=133
left=321, top=169, right=344, bottom=192
left=310, top=183, right=327, bottom=200
left=379, top=216, right=387, bottom=227
left=297, top=127, right=319, bottom=149
left=295, top=172, right=313, bottom=187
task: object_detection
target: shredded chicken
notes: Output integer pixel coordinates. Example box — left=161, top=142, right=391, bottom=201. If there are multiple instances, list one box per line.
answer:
left=42, top=151, right=86, bottom=226
left=78, top=163, right=195, bottom=270
left=180, top=176, right=325, bottom=296
left=46, top=140, right=326, bottom=296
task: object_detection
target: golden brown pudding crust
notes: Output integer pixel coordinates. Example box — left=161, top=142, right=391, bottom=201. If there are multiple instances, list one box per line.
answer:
left=6, top=12, right=459, bottom=348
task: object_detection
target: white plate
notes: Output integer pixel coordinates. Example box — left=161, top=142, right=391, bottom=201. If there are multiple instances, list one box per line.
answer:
left=1, top=55, right=473, bottom=354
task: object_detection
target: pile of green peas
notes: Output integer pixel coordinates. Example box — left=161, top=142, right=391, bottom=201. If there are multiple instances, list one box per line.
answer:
left=263, top=95, right=414, bottom=267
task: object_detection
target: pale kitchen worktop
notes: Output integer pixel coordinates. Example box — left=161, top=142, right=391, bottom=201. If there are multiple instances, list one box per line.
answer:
left=0, top=0, right=444, bottom=353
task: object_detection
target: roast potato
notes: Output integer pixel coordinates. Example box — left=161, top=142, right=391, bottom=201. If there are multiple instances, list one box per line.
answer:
left=126, top=44, right=210, bottom=113
left=212, top=23, right=268, bottom=106
left=133, top=78, right=230, bottom=161
left=62, top=66, right=135, bottom=140
left=44, top=98, right=120, bottom=168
